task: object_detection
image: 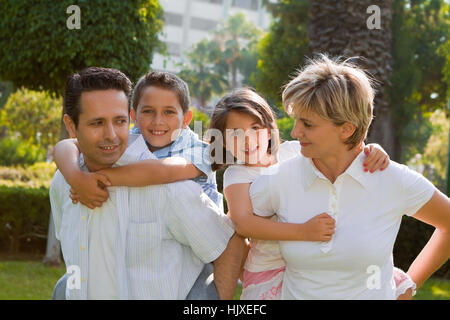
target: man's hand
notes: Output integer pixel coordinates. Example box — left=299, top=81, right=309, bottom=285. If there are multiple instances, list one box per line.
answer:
left=213, top=233, right=247, bottom=299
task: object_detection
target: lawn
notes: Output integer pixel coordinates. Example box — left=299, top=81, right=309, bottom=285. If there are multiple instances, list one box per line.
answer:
left=0, top=260, right=448, bottom=300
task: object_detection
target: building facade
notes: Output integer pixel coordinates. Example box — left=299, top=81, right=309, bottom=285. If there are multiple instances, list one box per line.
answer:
left=152, top=0, right=272, bottom=72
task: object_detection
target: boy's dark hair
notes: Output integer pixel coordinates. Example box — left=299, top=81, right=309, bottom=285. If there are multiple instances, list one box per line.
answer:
left=132, top=70, right=190, bottom=113
left=64, top=67, right=132, bottom=127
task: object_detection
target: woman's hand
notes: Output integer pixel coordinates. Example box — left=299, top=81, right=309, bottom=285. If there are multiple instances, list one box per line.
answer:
left=363, top=144, right=390, bottom=173
left=70, top=171, right=111, bottom=209
left=301, top=213, right=336, bottom=242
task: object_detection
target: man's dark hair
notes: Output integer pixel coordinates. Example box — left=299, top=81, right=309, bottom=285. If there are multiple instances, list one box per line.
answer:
left=64, top=67, right=132, bottom=127
left=131, top=70, right=190, bottom=113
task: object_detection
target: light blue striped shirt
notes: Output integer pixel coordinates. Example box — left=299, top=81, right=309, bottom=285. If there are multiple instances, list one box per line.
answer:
left=131, top=126, right=223, bottom=210
left=50, top=134, right=234, bottom=299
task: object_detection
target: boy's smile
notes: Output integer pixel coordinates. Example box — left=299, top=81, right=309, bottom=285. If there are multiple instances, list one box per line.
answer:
left=131, top=86, right=192, bottom=152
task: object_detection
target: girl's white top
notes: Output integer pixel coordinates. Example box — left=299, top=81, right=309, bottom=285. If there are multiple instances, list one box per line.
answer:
left=223, top=141, right=300, bottom=273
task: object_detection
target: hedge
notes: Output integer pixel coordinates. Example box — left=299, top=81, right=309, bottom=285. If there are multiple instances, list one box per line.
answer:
left=0, top=186, right=50, bottom=253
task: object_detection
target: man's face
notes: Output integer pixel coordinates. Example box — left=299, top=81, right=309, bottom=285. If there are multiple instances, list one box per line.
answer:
left=64, top=89, right=129, bottom=171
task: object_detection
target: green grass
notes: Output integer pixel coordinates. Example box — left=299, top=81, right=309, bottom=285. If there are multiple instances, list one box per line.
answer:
left=0, top=260, right=447, bottom=300
left=0, top=260, right=66, bottom=300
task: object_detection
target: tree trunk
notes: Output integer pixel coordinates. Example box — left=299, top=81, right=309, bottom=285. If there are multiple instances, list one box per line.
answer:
left=308, top=0, right=396, bottom=159
left=43, top=211, right=61, bottom=266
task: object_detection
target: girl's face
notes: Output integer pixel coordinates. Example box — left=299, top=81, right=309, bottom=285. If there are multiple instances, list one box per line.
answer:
left=130, top=86, right=192, bottom=152
left=224, top=111, right=272, bottom=167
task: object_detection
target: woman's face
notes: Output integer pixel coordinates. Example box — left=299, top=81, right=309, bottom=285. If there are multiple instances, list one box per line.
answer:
left=290, top=110, right=344, bottom=159
left=224, top=111, right=271, bottom=166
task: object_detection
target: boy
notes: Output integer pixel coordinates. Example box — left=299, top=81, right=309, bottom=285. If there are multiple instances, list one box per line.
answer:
left=59, top=71, right=223, bottom=211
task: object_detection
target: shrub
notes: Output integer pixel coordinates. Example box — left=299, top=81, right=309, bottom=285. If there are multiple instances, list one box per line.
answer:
left=276, top=117, right=294, bottom=142
left=0, top=137, right=45, bottom=166
left=0, top=186, right=50, bottom=253
left=0, top=162, right=56, bottom=188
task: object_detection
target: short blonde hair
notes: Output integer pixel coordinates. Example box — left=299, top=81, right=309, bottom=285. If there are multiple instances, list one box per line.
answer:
left=282, top=55, right=375, bottom=149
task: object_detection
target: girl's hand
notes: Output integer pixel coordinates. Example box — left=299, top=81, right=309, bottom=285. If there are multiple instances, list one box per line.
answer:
left=301, top=213, right=335, bottom=242
left=70, top=172, right=111, bottom=209
left=363, top=144, right=390, bottom=173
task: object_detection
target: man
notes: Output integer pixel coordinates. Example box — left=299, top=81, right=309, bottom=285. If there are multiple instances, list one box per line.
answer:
left=50, top=67, right=244, bottom=299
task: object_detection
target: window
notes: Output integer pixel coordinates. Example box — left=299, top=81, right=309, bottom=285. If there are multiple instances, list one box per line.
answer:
left=165, top=13, right=183, bottom=26
left=232, top=0, right=259, bottom=11
left=190, top=17, right=218, bottom=31
left=196, top=0, right=223, bottom=4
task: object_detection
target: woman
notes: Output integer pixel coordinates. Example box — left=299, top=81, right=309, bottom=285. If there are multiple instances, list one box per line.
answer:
left=249, top=55, right=450, bottom=299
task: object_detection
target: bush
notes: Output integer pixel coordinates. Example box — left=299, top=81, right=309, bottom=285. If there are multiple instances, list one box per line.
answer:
left=0, top=162, right=55, bottom=188
left=0, top=137, right=45, bottom=166
left=0, top=88, right=62, bottom=151
left=0, top=186, right=50, bottom=253
left=276, top=117, right=294, bottom=142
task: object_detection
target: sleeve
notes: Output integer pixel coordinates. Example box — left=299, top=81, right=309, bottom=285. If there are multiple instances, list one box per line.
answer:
left=278, top=140, right=301, bottom=162
left=165, top=181, right=235, bottom=263
left=175, top=133, right=212, bottom=178
left=249, top=172, right=277, bottom=217
left=189, top=142, right=212, bottom=177
left=49, top=171, right=63, bottom=241
left=400, top=164, right=436, bottom=217
left=223, top=166, right=254, bottom=191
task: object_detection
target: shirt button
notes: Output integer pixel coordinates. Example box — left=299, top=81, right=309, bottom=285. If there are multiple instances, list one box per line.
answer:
left=80, top=246, right=85, bottom=251
left=81, top=216, right=86, bottom=221
left=81, top=277, right=85, bottom=283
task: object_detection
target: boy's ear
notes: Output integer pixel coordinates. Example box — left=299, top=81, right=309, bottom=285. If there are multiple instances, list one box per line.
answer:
left=63, top=114, right=77, bottom=138
left=183, top=109, right=193, bottom=129
left=130, top=108, right=138, bottom=126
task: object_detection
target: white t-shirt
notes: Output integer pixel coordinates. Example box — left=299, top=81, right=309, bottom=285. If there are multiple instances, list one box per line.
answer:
left=223, top=141, right=301, bottom=272
left=250, top=151, right=436, bottom=299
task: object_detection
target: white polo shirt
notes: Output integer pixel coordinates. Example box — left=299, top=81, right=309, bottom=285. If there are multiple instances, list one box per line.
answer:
left=250, top=151, right=435, bottom=299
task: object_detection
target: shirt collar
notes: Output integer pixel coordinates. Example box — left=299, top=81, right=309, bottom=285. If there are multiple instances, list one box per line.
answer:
left=300, top=150, right=369, bottom=190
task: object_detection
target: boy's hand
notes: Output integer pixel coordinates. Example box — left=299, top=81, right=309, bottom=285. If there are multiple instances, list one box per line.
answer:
left=70, top=172, right=111, bottom=209
left=301, top=213, right=335, bottom=242
left=363, top=144, right=390, bottom=173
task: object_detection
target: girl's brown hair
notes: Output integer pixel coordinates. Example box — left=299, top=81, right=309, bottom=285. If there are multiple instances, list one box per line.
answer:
left=208, top=88, right=280, bottom=171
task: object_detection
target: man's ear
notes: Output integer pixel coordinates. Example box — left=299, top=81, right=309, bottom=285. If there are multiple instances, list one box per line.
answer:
left=183, top=109, right=193, bottom=129
left=63, top=114, right=77, bottom=138
left=340, top=122, right=356, bottom=140
left=130, top=108, right=138, bottom=126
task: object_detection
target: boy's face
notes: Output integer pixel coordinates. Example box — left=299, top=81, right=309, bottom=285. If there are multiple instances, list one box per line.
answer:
left=63, top=89, right=129, bottom=172
left=131, top=86, right=192, bottom=152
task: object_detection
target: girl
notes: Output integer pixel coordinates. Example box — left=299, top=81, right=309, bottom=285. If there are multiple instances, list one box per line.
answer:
left=208, top=87, right=415, bottom=300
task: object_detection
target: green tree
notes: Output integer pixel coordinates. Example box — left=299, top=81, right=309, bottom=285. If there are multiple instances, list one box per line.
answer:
left=213, top=12, right=262, bottom=89
left=178, top=40, right=228, bottom=110
left=0, top=0, right=164, bottom=266
left=0, top=88, right=62, bottom=151
left=391, top=0, right=450, bottom=163
left=0, top=0, right=164, bottom=95
left=253, top=0, right=310, bottom=107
